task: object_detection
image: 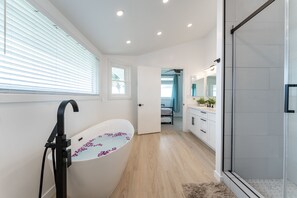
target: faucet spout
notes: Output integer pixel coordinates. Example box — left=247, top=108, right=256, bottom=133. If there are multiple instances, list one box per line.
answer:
left=55, top=99, right=79, bottom=198
left=57, top=100, right=79, bottom=136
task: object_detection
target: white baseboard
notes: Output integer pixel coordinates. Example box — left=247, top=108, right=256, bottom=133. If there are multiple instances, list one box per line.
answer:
left=42, top=185, right=55, bottom=198
left=214, top=170, right=222, bottom=182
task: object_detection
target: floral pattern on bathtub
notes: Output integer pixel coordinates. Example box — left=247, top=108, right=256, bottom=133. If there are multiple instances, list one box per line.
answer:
left=72, top=132, right=131, bottom=161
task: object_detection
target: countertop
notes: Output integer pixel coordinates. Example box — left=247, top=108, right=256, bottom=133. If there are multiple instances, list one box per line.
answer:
left=188, top=104, right=216, bottom=113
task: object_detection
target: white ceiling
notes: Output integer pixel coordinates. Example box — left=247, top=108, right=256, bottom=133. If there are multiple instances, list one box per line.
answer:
left=49, top=0, right=217, bottom=55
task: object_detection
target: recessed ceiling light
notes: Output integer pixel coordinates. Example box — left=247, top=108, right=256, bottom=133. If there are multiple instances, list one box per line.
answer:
left=163, top=0, right=169, bottom=4
left=126, top=40, right=131, bottom=44
left=117, top=10, right=124, bottom=17
left=157, top=31, right=162, bottom=36
left=187, top=23, right=193, bottom=28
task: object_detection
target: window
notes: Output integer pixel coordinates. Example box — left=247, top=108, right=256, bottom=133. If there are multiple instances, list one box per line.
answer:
left=110, top=64, right=130, bottom=98
left=161, top=76, right=173, bottom=98
left=112, top=67, right=125, bottom=94
left=0, top=0, right=99, bottom=95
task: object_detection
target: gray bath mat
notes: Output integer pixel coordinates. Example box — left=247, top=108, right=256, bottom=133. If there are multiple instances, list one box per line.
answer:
left=182, top=182, right=236, bottom=198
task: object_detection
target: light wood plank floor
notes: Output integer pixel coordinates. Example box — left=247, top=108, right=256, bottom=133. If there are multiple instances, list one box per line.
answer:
left=110, top=122, right=216, bottom=198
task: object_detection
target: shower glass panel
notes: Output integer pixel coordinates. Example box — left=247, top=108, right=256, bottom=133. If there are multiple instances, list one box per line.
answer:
left=233, top=5, right=284, bottom=196
left=224, top=0, right=286, bottom=197
left=285, top=0, right=297, bottom=197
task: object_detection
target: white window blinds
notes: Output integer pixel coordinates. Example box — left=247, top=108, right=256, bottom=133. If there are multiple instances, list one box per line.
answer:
left=0, top=0, right=99, bottom=95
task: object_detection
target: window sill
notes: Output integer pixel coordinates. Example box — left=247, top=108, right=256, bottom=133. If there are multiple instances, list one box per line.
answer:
left=108, top=94, right=131, bottom=100
left=0, top=92, right=101, bottom=104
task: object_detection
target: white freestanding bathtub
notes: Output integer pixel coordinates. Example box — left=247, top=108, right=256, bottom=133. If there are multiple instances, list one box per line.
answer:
left=48, top=119, right=134, bottom=198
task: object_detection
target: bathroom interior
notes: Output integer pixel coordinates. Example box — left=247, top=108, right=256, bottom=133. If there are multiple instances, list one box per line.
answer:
left=1, top=0, right=297, bottom=197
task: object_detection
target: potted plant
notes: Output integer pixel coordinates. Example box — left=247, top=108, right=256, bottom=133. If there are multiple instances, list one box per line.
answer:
left=197, top=97, right=206, bottom=106
left=206, top=97, right=216, bottom=108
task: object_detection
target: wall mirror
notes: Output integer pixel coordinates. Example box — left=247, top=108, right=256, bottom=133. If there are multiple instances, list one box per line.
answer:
left=191, top=66, right=217, bottom=98
left=191, top=76, right=204, bottom=97
left=206, top=75, right=216, bottom=97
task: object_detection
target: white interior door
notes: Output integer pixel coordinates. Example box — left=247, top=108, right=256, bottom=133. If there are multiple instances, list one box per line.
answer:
left=137, top=66, right=161, bottom=134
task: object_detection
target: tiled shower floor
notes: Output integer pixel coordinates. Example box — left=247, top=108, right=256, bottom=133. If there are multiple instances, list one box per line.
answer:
left=246, top=179, right=297, bottom=198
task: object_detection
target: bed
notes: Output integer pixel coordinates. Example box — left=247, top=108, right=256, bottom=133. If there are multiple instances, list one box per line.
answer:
left=161, top=104, right=174, bottom=125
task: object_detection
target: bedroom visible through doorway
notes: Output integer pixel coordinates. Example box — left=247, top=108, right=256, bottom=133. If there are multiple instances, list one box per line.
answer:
left=161, top=69, right=183, bottom=131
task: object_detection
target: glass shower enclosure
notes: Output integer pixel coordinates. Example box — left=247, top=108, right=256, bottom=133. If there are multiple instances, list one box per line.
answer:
left=223, top=0, right=297, bottom=197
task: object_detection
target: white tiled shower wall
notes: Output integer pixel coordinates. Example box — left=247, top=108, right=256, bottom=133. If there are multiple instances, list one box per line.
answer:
left=224, top=0, right=285, bottom=179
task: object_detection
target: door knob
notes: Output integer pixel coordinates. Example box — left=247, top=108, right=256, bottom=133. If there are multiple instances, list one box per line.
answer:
left=138, top=104, right=144, bottom=107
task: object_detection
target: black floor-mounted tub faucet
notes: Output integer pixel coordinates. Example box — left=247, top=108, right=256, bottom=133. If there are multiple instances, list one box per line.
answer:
left=39, top=100, right=79, bottom=198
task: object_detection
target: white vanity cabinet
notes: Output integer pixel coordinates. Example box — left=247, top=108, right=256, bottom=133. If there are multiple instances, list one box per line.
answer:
left=208, top=114, right=216, bottom=149
left=187, top=108, right=199, bottom=137
left=187, top=105, right=216, bottom=151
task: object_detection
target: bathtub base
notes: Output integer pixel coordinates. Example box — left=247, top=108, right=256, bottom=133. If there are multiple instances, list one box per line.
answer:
left=67, top=142, right=132, bottom=198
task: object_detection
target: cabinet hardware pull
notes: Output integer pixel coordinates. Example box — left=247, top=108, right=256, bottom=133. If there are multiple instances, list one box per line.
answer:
left=192, top=117, right=195, bottom=125
left=201, top=111, right=206, bottom=114
left=200, top=118, right=206, bottom=121
left=200, top=129, right=206, bottom=133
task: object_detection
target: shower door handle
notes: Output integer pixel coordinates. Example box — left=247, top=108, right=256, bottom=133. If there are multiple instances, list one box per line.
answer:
left=285, top=84, right=297, bottom=113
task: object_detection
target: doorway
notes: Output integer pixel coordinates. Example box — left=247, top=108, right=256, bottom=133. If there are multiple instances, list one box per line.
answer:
left=161, top=68, right=183, bottom=131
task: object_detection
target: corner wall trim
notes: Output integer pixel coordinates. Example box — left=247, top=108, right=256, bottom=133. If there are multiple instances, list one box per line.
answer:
left=42, top=185, right=55, bottom=198
left=214, top=170, right=222, bottom=181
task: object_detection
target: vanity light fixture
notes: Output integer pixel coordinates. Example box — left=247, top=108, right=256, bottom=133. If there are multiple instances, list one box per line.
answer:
left=126, top=40, right=131, bottom=44
left=187, top=23, right=193, bottom=28
left=116, top=10, right=124, bottom=17
left=157, top=31, right=162, bottom=36
left=163, top=0, right=169, bottom=4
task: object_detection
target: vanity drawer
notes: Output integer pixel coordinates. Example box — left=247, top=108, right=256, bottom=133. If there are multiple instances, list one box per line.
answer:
left=199, top=128, right=208, bottom=142
left=199, top=117, right=208, bottom=130
left=199, top=110, right=207, bottom=118
left=189, top=108, right=200, bottom=116
left=208, top=113, right=216, bottom=121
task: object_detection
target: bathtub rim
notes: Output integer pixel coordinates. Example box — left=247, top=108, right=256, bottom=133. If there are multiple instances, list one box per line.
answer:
left=47, top=119, right=134, bottom=163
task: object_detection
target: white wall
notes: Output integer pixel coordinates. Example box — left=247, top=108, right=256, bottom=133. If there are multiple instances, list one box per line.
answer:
left=0, top=1, right=217, bottom=198
left=137, top=30, right=216, bottom=70
left=0, top=99, right=102, bottom=198
left=215, top=0, right=224, bottom=181
left=137, top=30, right=217, bottom=103
left=100, top=55, right=138, bottom=130
left=204, top=28, right=218, bottom=67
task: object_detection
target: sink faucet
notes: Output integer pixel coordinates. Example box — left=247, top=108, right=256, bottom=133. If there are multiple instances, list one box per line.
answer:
left=55, top=100, right=79, bottom=198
